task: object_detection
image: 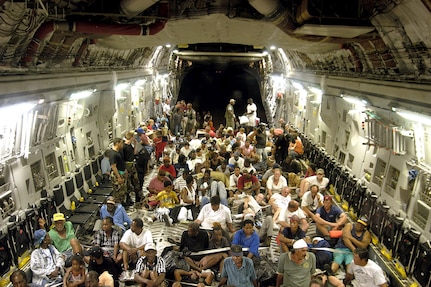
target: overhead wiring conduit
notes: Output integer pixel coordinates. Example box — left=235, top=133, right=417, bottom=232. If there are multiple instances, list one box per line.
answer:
left=20, top=1, right=168, bottom=66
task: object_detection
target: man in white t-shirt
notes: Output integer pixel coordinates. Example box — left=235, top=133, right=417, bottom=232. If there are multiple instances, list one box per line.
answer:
left=228, top=152, right=245, bottom=170
left=299, top=168, right=329, bottom=198
left=195, top=195, right=236, bottom=234
left=228, top=166, right=242, bottom=193
left=119, top=218, right=153, bottom=271
left=301, top=185, right=324, bottom=218
left=266, top=167, right=288, bottom=199
left=277, top=200, right=308, bottom=232
left=343, top=248, right=388, bottom=287
left=269, top=186, right=291, bottom=223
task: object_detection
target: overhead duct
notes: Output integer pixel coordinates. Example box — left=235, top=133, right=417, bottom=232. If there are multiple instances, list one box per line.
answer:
left=248, top=0, right=376, bottom=43
left=20, top=1, right=168, bottom=66
left=121, top=0, right=160, bottom=17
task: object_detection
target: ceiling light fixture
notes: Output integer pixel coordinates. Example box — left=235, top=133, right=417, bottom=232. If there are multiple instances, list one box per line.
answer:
left=70, top=89, right=95, bottom=100
left=291, top=81, right=304, bottom=91
left=115, top=83, right=129, bottom=91
left=393, top=108, right=431, bottom=125
left=341, top=94, right=369, bottom=107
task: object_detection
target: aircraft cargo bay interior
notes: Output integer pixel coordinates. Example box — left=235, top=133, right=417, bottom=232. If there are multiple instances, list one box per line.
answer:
left=1, top=1, right=431, bottom=287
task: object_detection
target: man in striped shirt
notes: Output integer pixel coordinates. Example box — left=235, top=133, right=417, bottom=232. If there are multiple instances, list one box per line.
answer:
left=134, top=243, right=166, bottom=286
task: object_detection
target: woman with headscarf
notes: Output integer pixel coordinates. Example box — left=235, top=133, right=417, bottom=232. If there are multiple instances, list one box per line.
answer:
left=30, top=229, right=65, bottom=287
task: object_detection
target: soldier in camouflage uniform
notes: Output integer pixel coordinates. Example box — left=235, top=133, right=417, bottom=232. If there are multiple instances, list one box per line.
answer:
left=110, top=138, right=128, bottom=204
left=122, top=131, right=142, bottom=206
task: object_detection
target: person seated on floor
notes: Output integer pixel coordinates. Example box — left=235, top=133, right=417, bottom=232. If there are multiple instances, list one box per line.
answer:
left=134, top=243, right=166, bottom=287
left=195, top=195, right=236, bottom=236
left=278, top=215, right=307, bottom=253
left=228, top=166, right=242, bottom=196
left=299, top=168, right=329, bottom=198
left=235, top=194, right=270, bottom=226
left=208, top=223, right=231, bottom=276
left=85, top=271, right=99, bottom=287
left=178, top=222, right=224, bottom=273
left=228, top=151, right=245, bottom=170
left=187, top=150, right=204, bottom=174
left=92, top=216, right=122, bottom=264
left=314, top=195, right=348, bottom=237
left=10, top=270, right=40, bottom=287
left=63, top=255, right=86, bottom=287
left=216, top=160, right=231, bottom=177
left=231, top=219, right=261, bottom=265
left=39, top=212, right=83, bottom=264
left=237, top=168, right=261, bottom=197
left=242, top=157, right=257, bottom=174
left=277, top=200, right=309, bottom=232
left=159, top=156, right=176, bottom=179
left=177, top=174, right=199, bottom=221
left=301, top=184, right=324, bottom=219
left=260, top=161, right=278, bottom=188
left=147, top=170, right=172, bottom=209
left=99, top=196, right=132, bottom=234
left=174, top=154, right=190, bottom=176
left=309, top=237, right=332, bottom=271
left=218, top=244, right=258, bottom=287
left=266, top=166, right=288, bottom=200
left=269, top=186, right=291, bottom=223
left=152, top=180, right=179, bottom=225
left=343, top=248, right=388, bottom=287
left=87, top=246, right=118, bottom=287
left=172, top=270, right=214, bottom=287
left=30, top=229, right=64, bottom=287
left=328, top=217, right=371, bottom=275
left=281, top=156, right=302, bottom=178
left=197, top=169, right=228, bottom=206
left=120, top=218, right=153, bottom=271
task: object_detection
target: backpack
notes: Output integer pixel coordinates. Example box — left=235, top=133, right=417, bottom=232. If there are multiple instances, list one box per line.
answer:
left=135, top=146, right=150, bottom=163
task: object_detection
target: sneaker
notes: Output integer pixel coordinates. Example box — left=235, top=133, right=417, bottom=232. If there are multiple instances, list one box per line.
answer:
left=163, top=214, right=172, bottom=227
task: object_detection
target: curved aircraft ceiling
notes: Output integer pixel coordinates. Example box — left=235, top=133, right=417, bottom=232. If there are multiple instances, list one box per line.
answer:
left=0, top=0, right=430, bottom=85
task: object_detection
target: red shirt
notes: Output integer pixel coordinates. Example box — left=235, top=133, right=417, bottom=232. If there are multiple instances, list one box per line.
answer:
left=237, top=175, right=259, bottom=190
left=159, top=164, right=176, bottom=178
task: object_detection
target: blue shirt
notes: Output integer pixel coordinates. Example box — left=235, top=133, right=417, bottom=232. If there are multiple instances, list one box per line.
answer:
left=221, top=257, right=256, bottom=287
left=100, top=204, right=131, bottom=231
left=232, top=229, right=260, bottom=258
left=316, top=205, right=342, bottom=223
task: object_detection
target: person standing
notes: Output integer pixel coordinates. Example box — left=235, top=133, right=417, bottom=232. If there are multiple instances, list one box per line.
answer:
left=246, top=98, right=257, bottom=132
left=275, top=239, right=316, bottom=287
left=184, top=103, right=196, bottom=136
left=110, top=138, right=128, bottom=204
left=343, top=248, right=388, bottom=287
left=225, top=99, right=236, bottom=129
left=122, top=130, right=140, bottom=206
left=217, top=244, right=258, bottom=287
